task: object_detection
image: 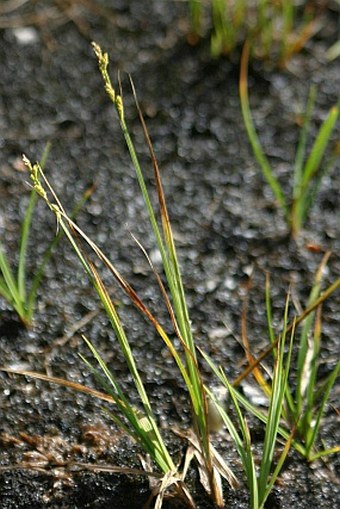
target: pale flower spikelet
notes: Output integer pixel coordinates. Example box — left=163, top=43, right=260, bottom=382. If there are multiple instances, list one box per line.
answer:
left=92, top=42, right=115, bottom=103
left=22, top=154, right=47, bottom=200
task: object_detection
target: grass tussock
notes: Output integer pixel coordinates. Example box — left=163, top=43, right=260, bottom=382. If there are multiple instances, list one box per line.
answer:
left=0, top=144, right=51, bottom=327
left=240, top=41, right=339, bottom=238
left=188, top=0, right=323, bottom=64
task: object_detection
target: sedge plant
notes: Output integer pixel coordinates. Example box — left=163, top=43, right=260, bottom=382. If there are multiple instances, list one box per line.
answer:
left=290, top=257, right=340, bottom=460
left=188, top=0, right=321, bottom=64
left=262, top=256, right=340, bottom=461
left=90, top=42, right=238, bottom=506
left=0, top=143, right=50, bottom=327
left=199, top=263, right=339, bottom=504
left=0, top=143, right=94, bottom=327
left=240, top=41, right=339, bottom=238
left=230, top=257, right=340, bottom=462
left=6, top=43, right=241, bottom=507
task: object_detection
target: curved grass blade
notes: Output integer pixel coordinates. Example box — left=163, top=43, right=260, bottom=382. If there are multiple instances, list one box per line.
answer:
left=17, top=142, right=51, bottom=302
left=292, top=99, right=339, bottom=233
left=292, top=86, right=317, bottom=203
left=240, top=41, right=287, bottom=216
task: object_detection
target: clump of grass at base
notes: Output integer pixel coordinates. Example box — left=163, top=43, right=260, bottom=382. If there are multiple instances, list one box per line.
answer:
left=239, top=41, right=339, bottom=238
left=0, top=144, right=50, bottom=327
left=231, top=260, right=339, bottom=462
left=14, top=43, right=240, bottom=508
left=188, top=0, right=321, bottom=64
left=0, top=143, right=93, bottom=327
left=201, top=294, right=296, bottom=509
left=265, top=257, right=340, bottom=461
left=200, top=262, right=339, bottom=505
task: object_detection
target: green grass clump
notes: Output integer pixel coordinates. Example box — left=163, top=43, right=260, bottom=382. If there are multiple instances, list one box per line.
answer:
left=0, top=143, right=93, bottom=327
left=188, top=0, right=321, bottom=64
left=240, top=41, right=339, bottom=238
left=0, top=144, right=51, bottom=327
left=231, top=261, right=340, bottom=463
left=201, top=266, right=339, bottom=506
left=265, top=258, right=340, bottom=461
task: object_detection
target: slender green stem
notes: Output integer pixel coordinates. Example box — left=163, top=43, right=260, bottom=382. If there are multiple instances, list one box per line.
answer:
left=240, top=41, right=288, bottom=217
left=0, top=246, right=26, bottom=321
left=292, top=99, right=339, bottom=234
left=18, top=142, right=51, bottom=313
left=292, top=86, right=317, bottom=200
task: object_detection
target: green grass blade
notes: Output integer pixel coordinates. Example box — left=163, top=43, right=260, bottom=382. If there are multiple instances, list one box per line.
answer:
left=292, top=100, right=338, bottom=232
left=0, top=276, right=13, bottom=303
left=301, top=102, right=339, bottom=189
left=17, top=142, right=51, bottom=308
left=211, top=0, right=236, bottom=56
left=305, top=359, right=340, bottom=459
left=228, top=395, right=258, bottom=508
left=308, top=444, right=340, bottom=462
left=265, top=273, right=276, bottom=346
left=296, top=252, right=330, bottom=413
left=282, top=1, right=294, bottom=34
left=258, top=297, right=293, bottom=503
left=0, top=245, right=23, bottom=314
left=79, top=352, right=140, bottom=438
left=221, top=381, right=259, bottom=509
left=299, top=305, right=321, bottom=440
left=266, top=274, right=296, bottom=419
left=261, top=423, right=295, bottom=508
left=17, top=190, right=37, bottom=304
left=280, top=0, right=295, bottom=57
left=240, top=42, right=287, bottom=216
left=201, top=352, right=246, bottom=448
left=80, top=339, right=127, bottom=403
left=257, top=0, right=273, bottom=57
left=293, top=86, right=317, bottom=200
left=201, top=348, right=260, bottom=507
left=189, top=0, right=203, bottom=36
left=235, top=383, right=306, bottom=457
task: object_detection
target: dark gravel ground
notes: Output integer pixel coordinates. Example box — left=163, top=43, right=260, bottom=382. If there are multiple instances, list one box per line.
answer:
left=0, top=1, right=339, bottom=508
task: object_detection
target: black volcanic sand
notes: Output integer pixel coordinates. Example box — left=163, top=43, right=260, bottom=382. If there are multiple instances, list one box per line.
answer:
left=0, top=2, right=339, bottom=508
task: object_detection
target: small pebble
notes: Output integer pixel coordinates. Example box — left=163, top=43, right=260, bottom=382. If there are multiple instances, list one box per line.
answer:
left=11, top=27, right=39, bottom=45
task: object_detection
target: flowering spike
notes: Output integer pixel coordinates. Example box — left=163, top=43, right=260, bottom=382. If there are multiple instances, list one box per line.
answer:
left=22, top=155, right=47, bottom=200
left=92, top=41, right=115, bottom=103
left=116, top=95, right=124, bottom=121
